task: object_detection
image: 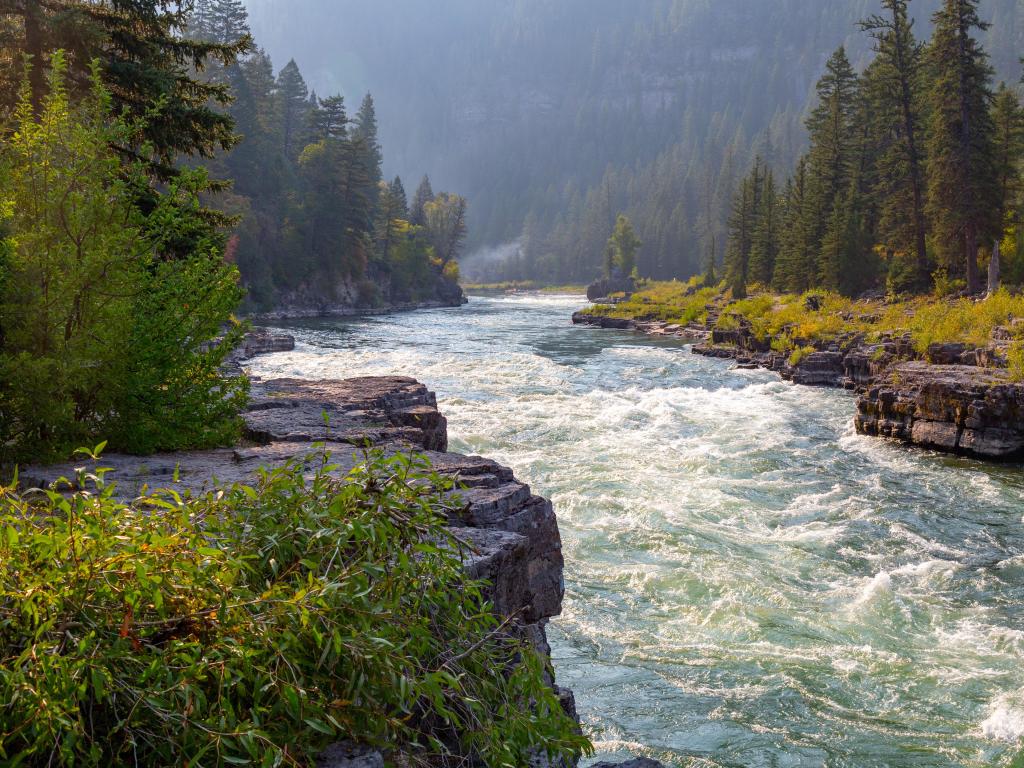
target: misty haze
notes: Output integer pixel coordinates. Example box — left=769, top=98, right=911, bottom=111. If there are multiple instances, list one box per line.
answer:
left=1, top=2, right=1024, bottom=767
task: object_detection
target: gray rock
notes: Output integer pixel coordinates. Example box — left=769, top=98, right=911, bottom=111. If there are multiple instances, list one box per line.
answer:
left=855, top=362, right=1024, bottom=458
left=590, top=759, right=666, bottom=768
left=317, top=742, right=384, bottom=768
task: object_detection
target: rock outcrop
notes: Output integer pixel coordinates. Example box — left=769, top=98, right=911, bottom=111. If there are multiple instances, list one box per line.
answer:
left=236, top=328, right=296, bottom=359
left=24, top=376, right=575, bottom=761
left=250, top=274, right=466, bottom=321
left=576, top=306, right=1024, bottom=461
left=855, top=362, right=1024, bottom=459
left=586, top=276, right=635, bottom=302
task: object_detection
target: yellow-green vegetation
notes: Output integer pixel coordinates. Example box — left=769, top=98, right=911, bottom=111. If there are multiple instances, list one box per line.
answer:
left=581, top=277, right=720, bottom=325
left=0, top=448, right=590, bottom=767
left=582, top=280, right=1024, bottom=359
left=788, top=346, right=817, bottom=366
left=1009, top=342, right=1024, bottom=382
left=722, top=290, right=1024, bottom=355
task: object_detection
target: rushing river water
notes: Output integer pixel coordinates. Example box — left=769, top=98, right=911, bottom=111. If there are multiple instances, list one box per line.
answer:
left=249, top=293, right=1024, bottom=768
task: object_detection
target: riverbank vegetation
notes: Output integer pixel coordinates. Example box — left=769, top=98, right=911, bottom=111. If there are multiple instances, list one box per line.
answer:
left=184, top=1, right=467, bottom=312
left=722, top=0, right=1024, bottom=300
left=581, top=277, right=1024, bottom=363
left=0, top=449, right=588, bottom=767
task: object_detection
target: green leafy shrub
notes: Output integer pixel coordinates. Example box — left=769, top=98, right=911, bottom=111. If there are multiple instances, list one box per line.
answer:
left=0, top=58, right=246, bottom=462
left=788, top=346, right=816, bottom=366
left=0, top=448, right=589, bottom=767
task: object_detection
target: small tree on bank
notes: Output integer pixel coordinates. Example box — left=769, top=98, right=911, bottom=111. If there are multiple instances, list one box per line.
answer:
left=606, top=214, right=642, bottom=278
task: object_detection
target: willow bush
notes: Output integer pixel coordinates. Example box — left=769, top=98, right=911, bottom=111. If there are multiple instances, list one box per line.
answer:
left=0, top=56, right=246, bottom=464
left=0, top=449, right=588, bottom=767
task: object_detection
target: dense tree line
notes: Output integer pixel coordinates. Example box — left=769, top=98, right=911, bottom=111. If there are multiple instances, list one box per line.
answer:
left=242, top=0, right=1023, bottom=285
left=187, top=0, right=466, bottom=312
left=0, top=0, right=250, bottom=461
left=722, top=0, right=1024, bottom=297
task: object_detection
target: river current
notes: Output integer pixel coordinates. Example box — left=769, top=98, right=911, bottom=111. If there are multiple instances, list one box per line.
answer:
left=249, top=293, right=1024, bottom=768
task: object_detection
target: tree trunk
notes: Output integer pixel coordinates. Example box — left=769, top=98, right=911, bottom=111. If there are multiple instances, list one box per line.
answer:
left=965, top=225, right=981, bottom=294
left=24, top=0, right=47, bottom=114
left=988, top=238, right=1001, bottom=297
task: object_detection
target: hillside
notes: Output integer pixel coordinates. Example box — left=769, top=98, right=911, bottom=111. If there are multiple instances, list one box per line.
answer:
left=243, top=0, right=1023, bottom=283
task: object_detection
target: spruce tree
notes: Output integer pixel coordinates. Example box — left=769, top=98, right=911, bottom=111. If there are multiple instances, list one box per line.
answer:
left=805, top=48, right=859, bottom=252
left=353, top=93, right=383, bottom=187
left=410, top=175, right=435, bottom=226
left=389, top=176, right=409, bottom=218
left=724, top=159, right=764, bottom=298
left=276, top=60, right=310, bottom=159
left=992, top=82, right=1024, bottom=224
left=748, top=168, right=780, bottom=286
left=1, top=0, right=251, bottom=178
left=925, top=0, right=1000, bottom=293
left=774, top=158, right=816, bottom=293
left=861, top=0, right=930, bottom=285
left=209, top=0, right=249, bottom=45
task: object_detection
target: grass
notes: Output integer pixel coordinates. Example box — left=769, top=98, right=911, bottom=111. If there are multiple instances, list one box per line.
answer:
left=580, top=277, right=720, bottom=325
left=579, top=279, right=1024, bottom=360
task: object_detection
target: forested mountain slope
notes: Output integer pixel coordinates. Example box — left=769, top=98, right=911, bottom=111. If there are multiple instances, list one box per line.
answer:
left=243, top=0, right=1022, bottom=283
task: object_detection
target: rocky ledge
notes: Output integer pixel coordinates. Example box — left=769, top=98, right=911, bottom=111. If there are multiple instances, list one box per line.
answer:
left=574, top=309, right=1024, bottom=461
left=24, top=376, right=576, bottom=763
left=856, top=362, right=1024, bottom=459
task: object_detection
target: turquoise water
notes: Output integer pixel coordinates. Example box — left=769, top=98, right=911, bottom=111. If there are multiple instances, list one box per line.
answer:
left=249, top=294, right=1024, bottom=768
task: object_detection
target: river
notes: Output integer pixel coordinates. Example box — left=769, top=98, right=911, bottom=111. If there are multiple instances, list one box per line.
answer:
left=248, top=293, right=1024, bottom=768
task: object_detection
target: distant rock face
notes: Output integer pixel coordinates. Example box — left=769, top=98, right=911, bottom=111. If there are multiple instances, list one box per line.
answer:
left=855, top=362, right=1024, bottom=459
left=251, top=274, right=466, bottom=321
left=23, top=375, right=573, bottom=761
left=586, top=276, right=635, bottom=302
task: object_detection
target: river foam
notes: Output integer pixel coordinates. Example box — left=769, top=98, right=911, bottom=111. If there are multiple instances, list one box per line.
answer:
left=250, top=294, right=1024, bottom=768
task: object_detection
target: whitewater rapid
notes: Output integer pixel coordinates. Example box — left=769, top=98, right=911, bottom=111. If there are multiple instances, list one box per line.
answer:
left=249, top=293, right=1024, bottom=768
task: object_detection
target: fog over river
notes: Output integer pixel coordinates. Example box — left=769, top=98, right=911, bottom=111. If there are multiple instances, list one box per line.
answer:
left=250, top=294, right=1024, bottom=768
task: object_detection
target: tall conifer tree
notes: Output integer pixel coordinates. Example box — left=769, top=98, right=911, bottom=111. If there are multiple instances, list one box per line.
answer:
left=925, top=0, right=1000, bottom=293
left=861, top=0, right=930, bottom=285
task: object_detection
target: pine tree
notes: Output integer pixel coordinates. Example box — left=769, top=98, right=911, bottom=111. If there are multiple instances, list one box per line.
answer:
left=276, top=60, right=310, bottom=159
left=353, top=93, right=383, bottom=187
left=748, top=168, right=780, bottom=286
left=311, top=94, right=348, bottom=140
left=607, top=214, right=642, bottom=277
left=861, top=0, right=930, bottom=285
left=423, top=193, right=469, bottom=268
left=925, top=0, right=1001, bottom=293
left=410, top=175, right=435, bottom=226
left=724, top=159, right=764, bottom=298
left=805, top=48, right=859, bottom=252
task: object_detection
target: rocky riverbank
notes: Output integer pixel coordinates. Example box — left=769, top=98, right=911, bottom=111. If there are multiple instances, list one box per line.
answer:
left=246, top=274, right=467, bottom=322
left=24, top=373, right=583, bottom=765
left=573, top=310, right=1024, bottom=460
